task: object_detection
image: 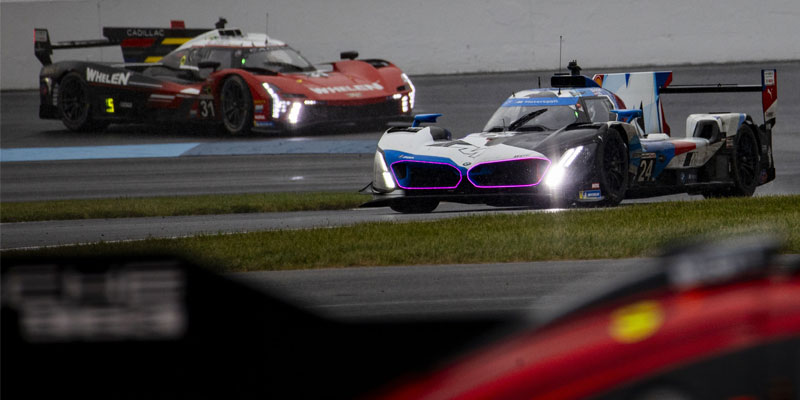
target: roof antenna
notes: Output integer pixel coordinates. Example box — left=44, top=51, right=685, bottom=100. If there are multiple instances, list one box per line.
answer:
left=558, top=35, right=563, bottom=72
left=265, top=12, right=269, bottom=35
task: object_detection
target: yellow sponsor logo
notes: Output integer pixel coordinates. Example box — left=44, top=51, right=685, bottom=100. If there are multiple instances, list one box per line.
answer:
left=161, top=37, right=193, bottom=45
left=609, top=300, right=664, bottom=343
left=144, top=56, right=163, bottom=63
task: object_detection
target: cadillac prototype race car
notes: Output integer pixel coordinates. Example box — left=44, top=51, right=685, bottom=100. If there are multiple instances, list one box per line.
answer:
left=35, top=19, right=415, bottom=135
left=364, top=62, right=777, bottom=213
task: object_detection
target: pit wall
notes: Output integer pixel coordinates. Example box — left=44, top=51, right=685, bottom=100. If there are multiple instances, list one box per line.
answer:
left=2, top=0, right=798, bottom=90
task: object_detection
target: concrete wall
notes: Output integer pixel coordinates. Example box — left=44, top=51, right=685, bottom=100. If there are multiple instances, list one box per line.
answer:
left=2, top=0, right=799, bottom=90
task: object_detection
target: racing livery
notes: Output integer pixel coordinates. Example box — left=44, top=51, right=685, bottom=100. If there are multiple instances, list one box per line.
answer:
left=364, top=62, right=777, bottom=213
left=35, top=19, right=415, bottom=134
left=372, top=235, right=800, bottom=399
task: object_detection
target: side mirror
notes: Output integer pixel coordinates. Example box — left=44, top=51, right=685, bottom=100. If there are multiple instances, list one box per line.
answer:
left=198, top=60, right=221, bottom=71
left=340, top=51, right=359, bottom=60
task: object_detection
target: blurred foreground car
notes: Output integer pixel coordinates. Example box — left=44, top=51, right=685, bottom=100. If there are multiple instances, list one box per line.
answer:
left=35, top=19, right=415, bottom=135
left=372, top=235, right=800, bottom=399
left=363, top=62, right=777, bottom=213
left=3, top=235, right=798, bottom=399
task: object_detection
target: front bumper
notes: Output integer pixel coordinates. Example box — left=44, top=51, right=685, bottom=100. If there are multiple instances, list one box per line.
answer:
left=254, top=96, right=413, bottom=132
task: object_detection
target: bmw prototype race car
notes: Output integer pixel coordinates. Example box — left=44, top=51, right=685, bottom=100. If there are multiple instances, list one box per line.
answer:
left=364, top=62, right=777, bottom=213
left=35, top=19, right=415, bottom=135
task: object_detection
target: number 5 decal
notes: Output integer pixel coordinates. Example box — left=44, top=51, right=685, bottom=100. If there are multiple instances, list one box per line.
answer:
left=199, top=100, right=215, bottom=118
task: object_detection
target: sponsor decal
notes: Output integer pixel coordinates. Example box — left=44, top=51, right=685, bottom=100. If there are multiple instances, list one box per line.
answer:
left=591, top=182, right=600, bottom=189
left=346, top=92, right=363, bottom=98
left=309, top=81, right=383, bottom=95
left=579, top=190, right=602, bottom=199
left=126, top=28, right=165, bottom=37
left=609, top=300, right=664, bottom=343
left=764, top=70, right=775, bottom=86
left=639, top=152, right=657, bottom=159
left=398, top=154, right=415, bottom=160
left=87, top=67, right=131, bottom=86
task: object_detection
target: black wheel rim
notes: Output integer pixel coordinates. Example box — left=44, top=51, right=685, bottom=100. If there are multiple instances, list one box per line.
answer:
left=61, top=77, right=88, bottom=123
left=603, top=136, right=626, bottom=192
left=737, top=131, right=758, bottom=185
left=222, top=81, right=246, bottom=129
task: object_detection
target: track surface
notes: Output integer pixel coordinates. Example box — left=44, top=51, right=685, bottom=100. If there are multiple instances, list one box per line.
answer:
left=2, top=62, right=799, bottom=317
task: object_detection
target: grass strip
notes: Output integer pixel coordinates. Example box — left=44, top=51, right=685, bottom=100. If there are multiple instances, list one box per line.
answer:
left=4, top=195, right=799, bottom=272
left=0, top=192, right=369, bottom=222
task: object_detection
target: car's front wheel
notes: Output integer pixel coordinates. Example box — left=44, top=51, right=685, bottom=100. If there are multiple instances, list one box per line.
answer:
left=595, top=131, right=628, bottom=206
left=220, top=75, right=254, bottom=135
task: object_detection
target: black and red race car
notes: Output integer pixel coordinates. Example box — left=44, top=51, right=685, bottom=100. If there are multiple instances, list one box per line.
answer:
left=35, top=19, right=415, bottom=135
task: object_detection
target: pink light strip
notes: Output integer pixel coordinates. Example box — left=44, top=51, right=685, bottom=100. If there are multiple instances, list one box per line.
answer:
left=390, top=160, right=463, bottom=190
left=467, top=157, right=551, bottom=188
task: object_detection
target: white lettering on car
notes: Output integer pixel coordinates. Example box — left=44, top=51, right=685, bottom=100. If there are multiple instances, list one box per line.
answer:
left=309, top=81, right=383, bottom=95
left=86, top=67, right=131, bottom=86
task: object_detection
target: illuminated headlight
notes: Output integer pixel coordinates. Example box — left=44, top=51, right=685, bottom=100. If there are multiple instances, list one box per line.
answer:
left=545, top=145, right=583, bottom=187
left=372, top=151, right=396, bottom=192
left=287, top=102, right=303, bottom=124
left=261, top=83, right=282, bottom=118
left=401, top=96, right=410, bottom=113
left=303, top=100, right=317, bottom=105
left=401, top=73, right=415, bottom=109
left=392, top=93, right=402, bottom=100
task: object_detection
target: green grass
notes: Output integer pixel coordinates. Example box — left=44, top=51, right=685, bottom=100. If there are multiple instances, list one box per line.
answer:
left=5, top=195, right=799, bottom=272
left=0, top=192, right=369, bottom=222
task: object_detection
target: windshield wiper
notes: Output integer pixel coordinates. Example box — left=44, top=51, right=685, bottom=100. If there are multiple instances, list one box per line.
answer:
left=507, top=109, right=548, bottom=131
left=240, top=66, right=278, bottom=75
left=265, top=62, right=306, bottom=72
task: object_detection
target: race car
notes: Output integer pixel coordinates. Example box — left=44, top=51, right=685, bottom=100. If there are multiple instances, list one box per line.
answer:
left=35, top=19, right=415, bottom=135
left=372, top=234, right=800, bottom=399
left=363, top=62, right=777, bottom=213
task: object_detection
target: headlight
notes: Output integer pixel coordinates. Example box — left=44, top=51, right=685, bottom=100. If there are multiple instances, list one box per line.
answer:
left=545, top=145, right=583, bottom=187
left=287, top=102, right=303, bottom=124
left=401, top=73, right=415, bottom=110
left=261, top=83, right=282, bottom=118
left=373, top=151, right=396, bottom=192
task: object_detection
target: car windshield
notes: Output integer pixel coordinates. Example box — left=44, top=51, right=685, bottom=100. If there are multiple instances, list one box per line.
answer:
left=239, top=47, right=316, bottom=73
left=483, top=104, right=582, bottom=132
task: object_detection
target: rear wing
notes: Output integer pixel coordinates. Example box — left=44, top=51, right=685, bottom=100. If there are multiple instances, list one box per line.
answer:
left=659, top=69, right=778, bottom=131
left=34, top=19, right=222, bottom=66
left=594, top=69, right=778, bottom=134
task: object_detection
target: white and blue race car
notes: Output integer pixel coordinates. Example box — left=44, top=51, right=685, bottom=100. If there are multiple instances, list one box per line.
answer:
left=363, top=62, right=777, bottom=213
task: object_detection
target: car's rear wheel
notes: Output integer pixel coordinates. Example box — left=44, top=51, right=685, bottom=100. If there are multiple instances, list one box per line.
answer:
left=595, top=131, right=628, bottom=206
left=702, top=124, right=759, bottom=198
left=390, top=199, right=439, bottom=214
left=729, top=124, right=760, bottom=196
left=58, top=72, right=106, bottom=132
left=220, top=75, right=254, bottom=135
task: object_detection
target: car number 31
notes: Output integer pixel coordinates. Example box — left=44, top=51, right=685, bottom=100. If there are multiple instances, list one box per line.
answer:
left=199, top=100, right=215, bottom=118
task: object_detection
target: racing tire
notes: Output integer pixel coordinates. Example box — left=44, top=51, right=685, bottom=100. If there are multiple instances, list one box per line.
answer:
left=594, top=131, right=628, bottom=207
left=729, top=124, right=760, bottom=196
left=58, top=72, right=106, bottom=132
left=390, top=199, right=439, bottom=214
left=220, top=75, right=254, bottom=135
left=702, top=125, right=760, bottom=198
